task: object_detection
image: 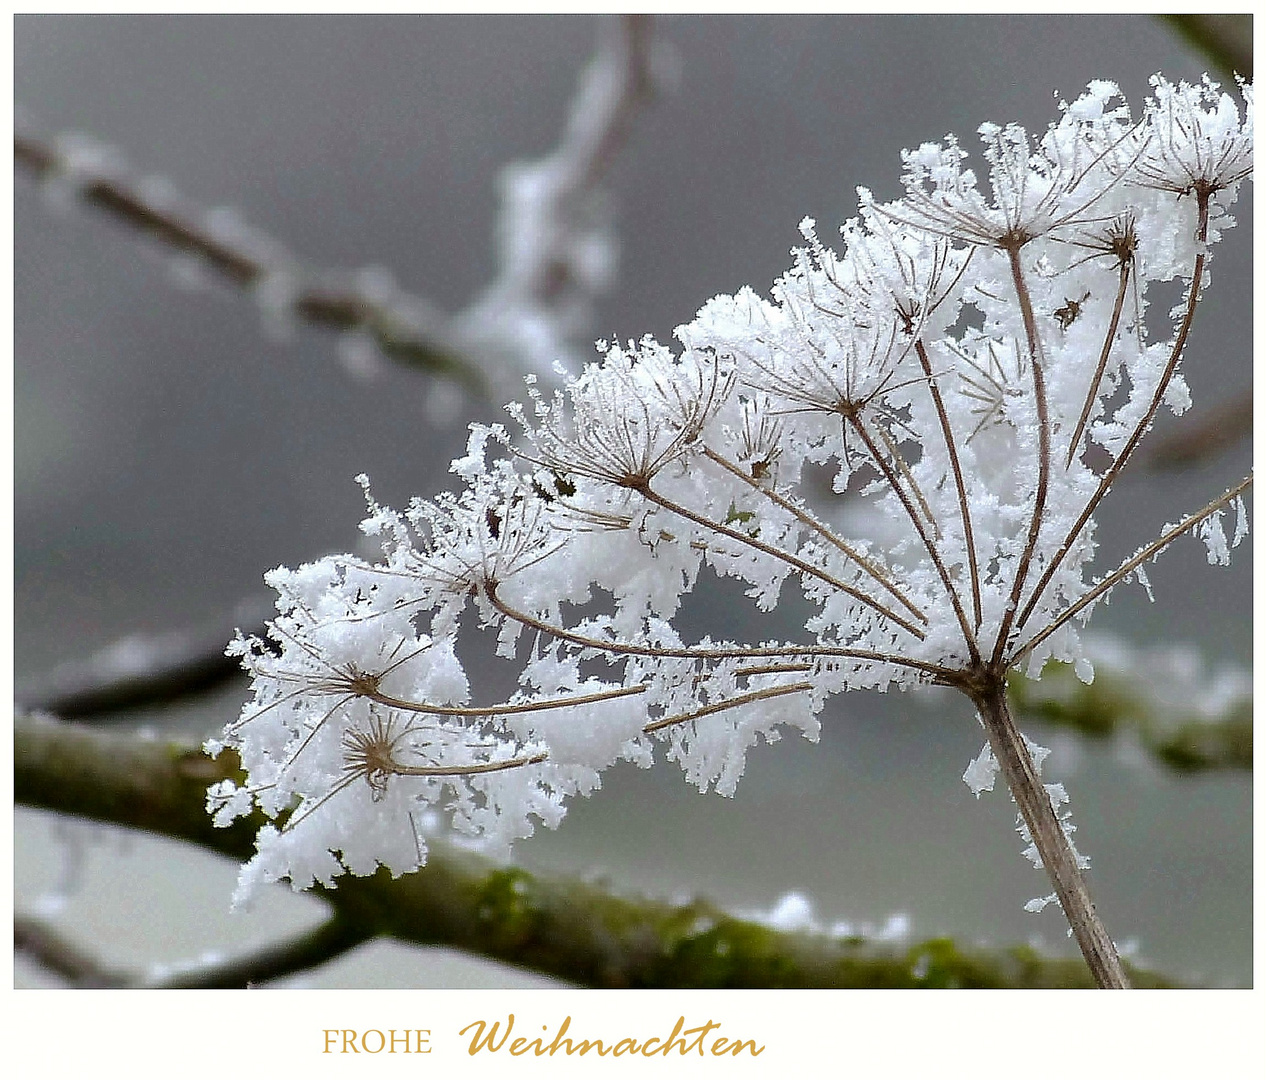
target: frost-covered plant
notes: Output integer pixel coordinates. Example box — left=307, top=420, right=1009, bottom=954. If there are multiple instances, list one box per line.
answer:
left=209, top=76, right=1252, bottom=989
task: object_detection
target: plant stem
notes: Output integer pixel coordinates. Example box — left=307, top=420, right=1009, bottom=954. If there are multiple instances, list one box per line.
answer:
left=914, top=339, right=982, bottom=629
left=639, top=479, right=926, bottom=640
left=991, top=243, right=1050, bottom=668
left=844, top=413, right=980, bottom=663
left=1015, top=195, right=1211, bottom=639
left=973, top=682, right=1129, bottom=989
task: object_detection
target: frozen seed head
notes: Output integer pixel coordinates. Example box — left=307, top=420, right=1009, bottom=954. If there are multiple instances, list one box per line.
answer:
left=517, top=339, right=733, bottom=491
left=215, top=76, right=1251, bottom=902
left=737, top=396, right=784, bottom=482
left=1134, top=75, right=1253, bottom=199
left=884, top=82, right=1142, bottom=250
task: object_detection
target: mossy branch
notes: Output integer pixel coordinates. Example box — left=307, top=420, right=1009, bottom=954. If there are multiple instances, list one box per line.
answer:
left=16, top=713, right=1175, bottom=988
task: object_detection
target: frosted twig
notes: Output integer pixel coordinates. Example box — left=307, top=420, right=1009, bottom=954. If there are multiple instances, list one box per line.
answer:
left=991, top=244, right=1051, bottom=668
left=637, top=478, right=928, bottom=640
left=914, top=339, right=982, bottom=629
left=643, top=682, right=814, bottom=733
left=1015, top=475, right=1252, bottom=658
left=1015, top=194, right=1212, bottom=638
left=844, top=411, right=979, bottom=660
left=1009, top=632, right=1252, bottom=772
left=1066, top=257, right=1132, bottom=468
left=701, top=445, right=928, bottom=623
left=368, top=681, right=649, bottom=718
left=973, top=686, right=1128, bottom=988
left=488, top=586, right=957, bottom=679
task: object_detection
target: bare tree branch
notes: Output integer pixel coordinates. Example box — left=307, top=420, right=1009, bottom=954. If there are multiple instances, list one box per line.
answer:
left=150, top=916, right=371, bottom=989
left=14, top=129, right=484, bottom=392
left=455, top=15, right=661, bottom=373
left=15, top=597, right=271, bottom=720
left=16, top=910, right=372, bottom=989
left=15, top=914, right=128, bottom=987
left=15, top=17, right=661, bottom=393
left=1144, top=394, right=1252, bottom=472
left=15, top=713, right=1178, bottom=988
left=1012, top=673, right=1252, bottom=773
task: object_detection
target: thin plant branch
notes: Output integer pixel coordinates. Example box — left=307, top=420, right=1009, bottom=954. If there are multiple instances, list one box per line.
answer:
left=1014, top=475, right=1252, bottom=660
left=972, top=685, right=1129, bottom=988
left=915, top=339, right=982, bottom=629
left=1065, top=258, right=1132, bottom=469
left=873, top=422, right=941, bottom=538
left=15, top=17, right=660, bottom=394
left=642, top=681, right=814, bottom=733
left=991, top=242, right=1051, bottom=668
left=367, top=682, right=811, bottom=785
left=367, top=681, right=649, bottom=718
left=844, top=412, right=980, bottom=662
left=700, top=445, right=928, bottom=624
left=1015, top=194, right=1212, bottom=638
left=487, top=585, right=958, bottom=680
left=387, top=752, right=550, bottom=780
left=637, top=478, right=928, bottom=640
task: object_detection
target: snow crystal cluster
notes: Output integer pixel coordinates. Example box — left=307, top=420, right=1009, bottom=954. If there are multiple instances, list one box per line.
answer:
left=210, top=76, right=1251, bottom=903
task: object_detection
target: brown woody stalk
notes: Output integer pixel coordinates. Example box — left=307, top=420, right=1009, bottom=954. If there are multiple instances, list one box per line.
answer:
left=971, top=683, right=1129, bottom=988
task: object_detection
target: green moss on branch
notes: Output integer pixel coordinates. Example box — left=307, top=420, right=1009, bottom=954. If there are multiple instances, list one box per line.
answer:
left=15, top=713, right=1175, bottom=988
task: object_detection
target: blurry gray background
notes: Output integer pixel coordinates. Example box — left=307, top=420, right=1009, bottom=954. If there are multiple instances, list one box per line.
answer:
left=14, top=16, right=1252, bottom=986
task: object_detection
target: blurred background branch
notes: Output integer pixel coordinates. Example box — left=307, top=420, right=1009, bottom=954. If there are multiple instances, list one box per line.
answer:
left=15, top=596, right=271, bottom=720
left=1161, top=15, right=1252, bottom=82
left=14, top=126, right=481, bottom=390
left=15, top=909, right=373, bottom=989
left=14, top=15, right=661, bottom=393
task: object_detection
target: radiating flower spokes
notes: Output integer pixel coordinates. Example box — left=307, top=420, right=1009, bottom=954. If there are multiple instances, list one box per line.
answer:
left=1133, top=74, right=1253, bottom=199
left=511, top=338, right=735, bottom=492
left=882, top=83, right=1144, bottom=252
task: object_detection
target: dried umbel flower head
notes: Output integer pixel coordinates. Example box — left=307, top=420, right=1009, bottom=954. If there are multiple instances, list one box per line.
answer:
left=212, top=77, right=1251, bottom=987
